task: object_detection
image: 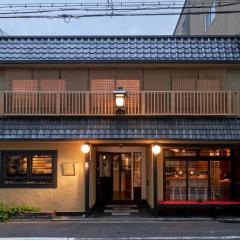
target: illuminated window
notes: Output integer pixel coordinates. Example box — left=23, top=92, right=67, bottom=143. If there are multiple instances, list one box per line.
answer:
left=165, top=148, right=232, bottom=201
left=1, top=151, right=57, bottom=188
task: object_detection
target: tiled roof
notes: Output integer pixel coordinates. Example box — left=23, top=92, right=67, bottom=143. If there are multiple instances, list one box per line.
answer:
left=0, top=36, right=239, bottom=63
left=0, top=117, right=239, bottom=141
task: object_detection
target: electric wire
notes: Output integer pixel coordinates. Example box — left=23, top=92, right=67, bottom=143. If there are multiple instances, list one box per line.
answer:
left=0, top=1, right=238, bottom=19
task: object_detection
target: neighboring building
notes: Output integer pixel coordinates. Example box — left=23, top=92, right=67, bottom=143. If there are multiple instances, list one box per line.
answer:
left=0, top=29, right=5, bottom=36
left=174, top=0, right=240, bottom=35
left=0, top=36, right=240, bottom=216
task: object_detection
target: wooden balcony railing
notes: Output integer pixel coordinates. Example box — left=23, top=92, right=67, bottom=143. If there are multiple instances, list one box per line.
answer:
left=0, top=91, right=239, bottom=116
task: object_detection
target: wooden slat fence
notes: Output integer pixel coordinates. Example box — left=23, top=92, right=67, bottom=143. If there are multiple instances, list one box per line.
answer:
left=0, top=91, right=239, bottom=116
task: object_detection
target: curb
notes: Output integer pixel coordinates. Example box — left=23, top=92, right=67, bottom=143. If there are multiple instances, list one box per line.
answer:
left=7, top=217, right=219, bottom=223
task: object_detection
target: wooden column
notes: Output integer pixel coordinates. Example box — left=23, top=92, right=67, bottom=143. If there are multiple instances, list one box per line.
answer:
left=85, top=152, right=90, bottom=217
left=0, top=92, right=4, bottom=115
left=232, top=147, right=240, bottom=201
left=153, top=153, right=158, bottom=213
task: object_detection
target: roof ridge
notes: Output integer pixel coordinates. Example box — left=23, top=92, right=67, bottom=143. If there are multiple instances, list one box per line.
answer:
left=0, top=35, right=239, bottom=39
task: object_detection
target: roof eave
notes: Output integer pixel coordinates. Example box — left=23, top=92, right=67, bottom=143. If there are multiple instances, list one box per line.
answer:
left=0, top=60, right=240, bottom=65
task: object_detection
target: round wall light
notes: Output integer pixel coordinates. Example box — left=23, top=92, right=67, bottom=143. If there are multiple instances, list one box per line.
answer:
left=81, top=144, right=90, bottom=154
left=152, top=144, right=161, bottom=155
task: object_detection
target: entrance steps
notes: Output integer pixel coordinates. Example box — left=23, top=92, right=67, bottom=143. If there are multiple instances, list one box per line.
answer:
left=104, top=204, right=139, bottom=216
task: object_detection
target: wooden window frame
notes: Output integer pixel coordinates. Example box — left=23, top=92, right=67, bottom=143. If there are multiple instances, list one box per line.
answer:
left=0, top=150, right=57, bottom=188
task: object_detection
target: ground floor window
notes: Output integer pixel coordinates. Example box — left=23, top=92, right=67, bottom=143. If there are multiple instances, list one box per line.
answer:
left=0, top=150, right=57, bottom=188
left=165, top=148, right=232, bottom=201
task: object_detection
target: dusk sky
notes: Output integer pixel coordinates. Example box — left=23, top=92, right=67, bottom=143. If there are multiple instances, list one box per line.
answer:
left=0, top=0, right=181, bottom=36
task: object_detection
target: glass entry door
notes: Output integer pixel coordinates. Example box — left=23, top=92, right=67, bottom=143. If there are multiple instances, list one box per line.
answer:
left=96, top=153, right=113, bottom=204
left=97, top=151, right=142, bottom=204
left=113, top=153, right=132, bottom=200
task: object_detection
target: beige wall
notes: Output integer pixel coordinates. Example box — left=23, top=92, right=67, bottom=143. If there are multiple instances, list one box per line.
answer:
left=175, top=1, right=240, bottom=35
left=0, top=141, right=164, bottom=212
left=0, top=141, right=86, bottom=213
left=146, top=146, right=164, bottom=208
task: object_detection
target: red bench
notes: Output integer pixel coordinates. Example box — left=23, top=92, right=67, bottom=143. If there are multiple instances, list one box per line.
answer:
left=159, top=200, right=240, bottom=205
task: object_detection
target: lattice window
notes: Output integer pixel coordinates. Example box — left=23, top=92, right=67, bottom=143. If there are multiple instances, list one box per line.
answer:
left=143, top=69, right=171, bottom=91
left=172, top=79, right=195, bottom=91
left=12, top=80, right=38, bottom=91
left=197, top=80, right=220, bottom=91
left=39, top=79, right=66, bottom=91
left=90, top=70, right=115, bottom=114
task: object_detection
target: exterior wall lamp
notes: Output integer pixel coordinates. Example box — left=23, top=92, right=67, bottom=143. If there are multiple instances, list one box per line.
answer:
left=152, top=144, right=161, bottom=155
left=113, top=87, right=127, bottom=114
left=81, top=144, right=90, bottom=154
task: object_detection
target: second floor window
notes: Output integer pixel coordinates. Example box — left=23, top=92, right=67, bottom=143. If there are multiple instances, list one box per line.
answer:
left=205, top=0, right=216, bottom=32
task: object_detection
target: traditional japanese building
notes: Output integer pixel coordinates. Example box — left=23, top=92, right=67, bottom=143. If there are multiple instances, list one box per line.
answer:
left=0, top=35, right=239, bottom=216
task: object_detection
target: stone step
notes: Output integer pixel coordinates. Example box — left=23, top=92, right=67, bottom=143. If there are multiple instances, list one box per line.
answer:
left=112, top=212, right=130, bottom=216
left=104, top=209, right=139, bottom=213
left=112, top=207, right=135, bottom=210
left=105, top=204, right=137, bottom=208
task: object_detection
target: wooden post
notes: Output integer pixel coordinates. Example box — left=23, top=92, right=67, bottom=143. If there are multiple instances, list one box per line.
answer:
left=153, top=153, right=158, bottom=215
left=86, top=92, right=90, bottom=114
left=141, top=92, right=145, bottom=114
left=171, top=91, right=175, bottom=114
left=228, top=91, right=232, bottom=115
left=85, top=152, right=90, bottom=217
left=56, top=92, right=60, bottom=115
left=0, top=92, right=4, bottom=115
left=237, top=92, right=240, bottom=116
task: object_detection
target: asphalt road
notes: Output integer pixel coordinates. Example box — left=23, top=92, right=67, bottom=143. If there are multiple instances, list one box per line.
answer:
left=0, top=220, right=240, bottom=240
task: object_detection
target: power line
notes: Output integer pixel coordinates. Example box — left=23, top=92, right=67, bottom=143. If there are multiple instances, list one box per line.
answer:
left=0, top=1, right=238, bottom=19
left=1, top=10, right=240, bottom=19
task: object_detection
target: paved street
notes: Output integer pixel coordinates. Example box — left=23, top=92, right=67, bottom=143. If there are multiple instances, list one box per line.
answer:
left=0, top=220, right=240, bottom=240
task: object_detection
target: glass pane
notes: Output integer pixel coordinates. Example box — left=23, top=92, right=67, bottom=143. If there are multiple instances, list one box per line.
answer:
left=113, top=154, right=120, bottom=195
left=121, top=153, right=131, bottom=199
left=133, top=153, right=141, bottom=188
left=31, top=155, right=53, bottom=176
left=133, top=152, right=142, bottom=200
left=210, top=161, right=231, bottom=200
left=165, top=160, right=186, bottom=200
left=99, top=154, right=111, bottom=177
left=165, top=148, right=231, bottom=157
left=6, top=155, right=28, bottom=177
left=188, top=161, right=209, bottom=201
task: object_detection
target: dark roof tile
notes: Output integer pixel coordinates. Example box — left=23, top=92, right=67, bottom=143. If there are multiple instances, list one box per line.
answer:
left=0, top=36, right=239, bottom=63
left=0, top=117, right=239, bottom=141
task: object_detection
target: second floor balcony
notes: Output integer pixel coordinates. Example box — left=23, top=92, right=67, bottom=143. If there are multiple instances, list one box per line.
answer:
left=0, top=91, right=239, bottom=116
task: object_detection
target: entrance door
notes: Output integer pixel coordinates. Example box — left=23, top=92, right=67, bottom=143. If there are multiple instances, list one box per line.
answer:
left=96, top=153, right=113, bottom=204
left=112, top=153, right=132, bottom=200
left=97, top=151, right=142, bottom=204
